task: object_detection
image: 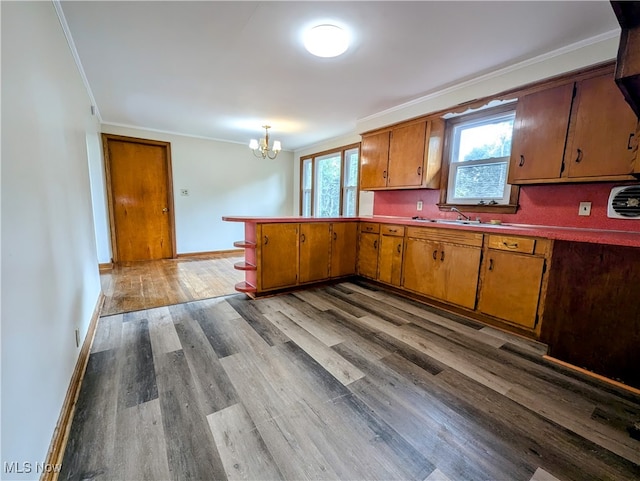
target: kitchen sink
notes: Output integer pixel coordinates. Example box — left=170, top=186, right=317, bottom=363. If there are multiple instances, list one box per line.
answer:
left=411, top=217, right=482, bottom=225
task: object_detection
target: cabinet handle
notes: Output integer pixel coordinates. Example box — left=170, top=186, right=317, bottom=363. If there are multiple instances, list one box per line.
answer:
left=502, top=241, right=518, bottom=249
left=489, top=258, right=494, bottom=271
left=300, top=233, right=306, bottom=243
left=389, top=229, right=397, bottom=233
left=440, top=250, right=445, bottom=262
left=333, top=232, right=337, bottom=241
left=628, top=133, right=635, bottom=151
left=417, top=166, right=422, bottom=176
left=264, top=235, right=269, bottom=245
left=574, top=148, right=583, bottom=163
left=373, top=240, right=378, bottom=249
left=397, top=243, right=402, bottom=253
left=433, top=249, right=438, bottom=260
left=519, top=155, right=525, bottom=167
left=383, top=170, right=387, bottom=179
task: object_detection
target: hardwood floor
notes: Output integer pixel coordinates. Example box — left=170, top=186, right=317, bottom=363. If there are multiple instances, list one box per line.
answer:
left=61, top=278, right=640, bottom=480
left=100, top=254, right=244, bottom=316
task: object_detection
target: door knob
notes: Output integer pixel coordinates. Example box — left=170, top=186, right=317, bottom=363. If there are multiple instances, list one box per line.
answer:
left=162, top=208, right=169, bottom=212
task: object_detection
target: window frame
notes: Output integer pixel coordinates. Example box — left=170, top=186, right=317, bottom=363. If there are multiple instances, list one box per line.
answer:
left=299, top=143, right=361, bottom=217
left=438, top=103, right=520, bottom=214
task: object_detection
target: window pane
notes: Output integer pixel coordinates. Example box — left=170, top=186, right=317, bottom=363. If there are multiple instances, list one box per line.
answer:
left=314, top=153, right=341, bottom=217
left=344, top=148, right=359, bottom=187
left=343, top=187, right=356, bottom=216
left=302, top=191, right=312, bottom=216
left=302, top=158, right=312, bottom=189
left=453, top=161, right=508, bottom=199
left=455, top=115, right=514, bottom=162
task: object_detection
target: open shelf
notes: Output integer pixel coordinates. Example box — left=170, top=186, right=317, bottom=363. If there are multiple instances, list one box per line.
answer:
left=233, top=240, right=256, bottom=249
left=234, top=281, right=257, bottom=294
left=234, top=261, right=257, bottom=271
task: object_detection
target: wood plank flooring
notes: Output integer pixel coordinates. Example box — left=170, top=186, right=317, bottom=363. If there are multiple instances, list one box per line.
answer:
left=100, top=255, right=244, bottom=316
left=61, top=281, right=640, bottom=481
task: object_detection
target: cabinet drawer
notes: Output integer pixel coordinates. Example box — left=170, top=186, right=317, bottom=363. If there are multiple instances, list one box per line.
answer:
left=381, top=225, right=405, bottom=236
left=406, top=227, right=483, bottom=247
left=487, top=235, right=536, bottom=254
left=360, top=222, right=380, bottom=234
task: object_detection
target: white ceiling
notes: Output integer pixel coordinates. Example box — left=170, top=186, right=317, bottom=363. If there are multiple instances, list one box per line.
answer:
left=60, top=1, right=620, bottom=151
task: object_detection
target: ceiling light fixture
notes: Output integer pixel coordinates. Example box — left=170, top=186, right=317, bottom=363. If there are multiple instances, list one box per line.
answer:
left=304, top=24, right=349, bottom=58
left=249, top=125, right=282, bottom=159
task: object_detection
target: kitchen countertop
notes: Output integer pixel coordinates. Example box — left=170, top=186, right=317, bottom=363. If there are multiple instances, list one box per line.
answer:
left=222, top=215, right=640, bottom=248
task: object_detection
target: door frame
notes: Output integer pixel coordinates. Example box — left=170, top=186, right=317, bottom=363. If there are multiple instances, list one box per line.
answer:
left=102, top=133, right=177, bottom=263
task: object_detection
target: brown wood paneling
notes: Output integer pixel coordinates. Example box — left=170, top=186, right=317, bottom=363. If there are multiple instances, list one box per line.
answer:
left=540, top=240, right=640, bottom=388
left=103, top=134, right=175, bottom=262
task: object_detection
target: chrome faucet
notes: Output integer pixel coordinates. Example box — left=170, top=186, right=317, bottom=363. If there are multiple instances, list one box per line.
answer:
left=450, top=207, right=472, bottom=221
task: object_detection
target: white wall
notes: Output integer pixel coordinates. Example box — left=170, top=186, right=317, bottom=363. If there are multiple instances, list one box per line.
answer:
left=1, top=2, right=102, bottom=479
left=99, top=125, right=295, bottom=257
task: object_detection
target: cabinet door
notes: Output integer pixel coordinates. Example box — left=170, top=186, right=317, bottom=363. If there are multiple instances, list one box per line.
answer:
left=478, top=250, right=545, bottom=329
left=360, top=131, right=390, bottom=189
left=387, top=121, right=426, bottom=187
left=299, top=223, right=330, bottom=283
left=358, top=232, right=379, bottom=279
left=565, top=73, right=639, bottom=178
left=260, top=224, right=298, bottom=290
left=402, top=238, right=442, bottom=298
left=508, top=83, right=574, bottom=183
left=330, top=222, right=358, bottom=278
left=378, top=235, right=404, bottom=286
left=440, top=244, right=482, bottom=309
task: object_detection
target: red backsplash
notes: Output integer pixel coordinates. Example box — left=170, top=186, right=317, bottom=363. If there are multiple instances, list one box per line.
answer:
left=373, top=182, right=640, bottom=232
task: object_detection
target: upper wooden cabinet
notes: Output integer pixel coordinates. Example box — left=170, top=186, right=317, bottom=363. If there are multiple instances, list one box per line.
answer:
left=509, top=71, right=639, bottom=184
left=611, top=1, right=640, bottom=117
left=360, top=118, right=444, bottom=190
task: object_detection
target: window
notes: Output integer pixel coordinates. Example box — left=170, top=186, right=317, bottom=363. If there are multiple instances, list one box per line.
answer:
left=444, top=106, right=516, bottom=207
left=300, top=144, right=360, bottom=217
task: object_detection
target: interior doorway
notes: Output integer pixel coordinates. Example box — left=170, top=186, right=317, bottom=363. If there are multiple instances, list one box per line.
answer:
left=102, top=134, right=176, bottom=262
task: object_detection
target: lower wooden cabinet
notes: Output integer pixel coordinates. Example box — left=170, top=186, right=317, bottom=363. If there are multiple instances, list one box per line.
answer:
left=299, top=223, right=331, bottom=283
left=330, top=222, right=358, bottom=278
left=378, top=225, right=405, bottom=286
left=477, top=235, right=549, bottom=329
left=259, top=223, right=299, bottom=290
left=402, top=228, right=482, bottom=309
left=357, top=224, right=380, bottom=279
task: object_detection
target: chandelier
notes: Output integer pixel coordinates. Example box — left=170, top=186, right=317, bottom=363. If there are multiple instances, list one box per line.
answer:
left=249, top=125, right=282, bottom=159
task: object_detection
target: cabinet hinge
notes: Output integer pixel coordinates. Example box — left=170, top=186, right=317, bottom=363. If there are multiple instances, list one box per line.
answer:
left=542, top=260, right=547, bottom=274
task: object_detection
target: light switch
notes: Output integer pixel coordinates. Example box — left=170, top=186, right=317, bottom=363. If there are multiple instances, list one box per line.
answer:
left=417, top=200, right=423, bottom=211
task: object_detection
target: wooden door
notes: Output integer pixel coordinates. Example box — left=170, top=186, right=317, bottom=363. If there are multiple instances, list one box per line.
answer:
left=360, top=131, right=390, bottom=189
left=299, top=223, right=331, bottom=283
left=440, top=244, right=481, bottom=309
left=260, top=223, right=298, bottom=290
left=478, top=250, right=545, bottom=329
left=387, top=121, right=426, bottom=187
left=330, top=222, right=358, bottom=278
left=402, top=238, right=441, bottom=298
left=508, top=83, right=574, bottom=183
left=565, top=73, right=639, bottom=178
left=357, top=232, right=379, bottom=279
left=103, top=134, right=175, bottom=262
left=378, top=235, right=403, bottom=286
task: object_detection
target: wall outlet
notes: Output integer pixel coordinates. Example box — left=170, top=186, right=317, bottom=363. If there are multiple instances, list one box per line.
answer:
left=180, top=189, right=189, bottom=196
left=417, top=200, right=423, bottom=211
left=578, top=201, right=591, bottom=216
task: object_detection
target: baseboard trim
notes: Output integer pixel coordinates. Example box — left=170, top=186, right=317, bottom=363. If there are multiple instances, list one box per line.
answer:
left=543, top=355, right=640, bottom=396
left=98, top=262, right=113, bottom=272
left=176, top=249, right=243, bottom=259
left=41, top=292, right=105, bottom=481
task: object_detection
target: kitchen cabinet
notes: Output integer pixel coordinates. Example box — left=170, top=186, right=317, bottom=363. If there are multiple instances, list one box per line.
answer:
left=299, top=223, right=331, bottom=284
left=377, top=225, right=405, bottom=286
left=357, top=223, right=379, bottom=279
left=509, top=71, right=639, bottom=184
left=477, top=235, right=549, bottom=329
left=360, top=118, right=444, bottom=190
left=259, top=223, right=299, bottom=291
left=611, top=1, right=640, bottom=117
left=330, top=222, right=358, bottom=278
left=402, top=227, right=483, bottom=309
